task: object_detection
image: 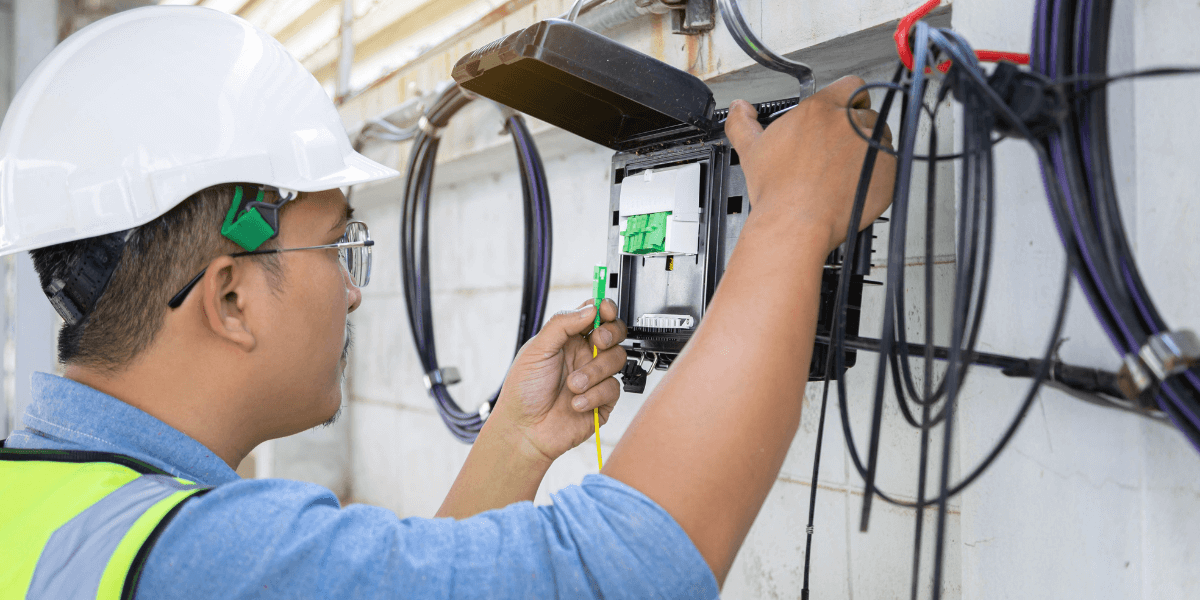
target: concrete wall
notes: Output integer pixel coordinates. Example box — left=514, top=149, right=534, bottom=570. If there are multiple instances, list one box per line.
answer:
left=331, top=0, right=1200, bottom=598
left=2, top=0, right=64, bottom=437
left=0, top=0, right=1192, bottom=596
left=340, top=1, right=966, bottom=597
left=951, top=1, right=1200, bottom=598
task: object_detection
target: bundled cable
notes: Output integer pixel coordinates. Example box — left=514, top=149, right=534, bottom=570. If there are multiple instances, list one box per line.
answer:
left=399, top=83, right=554, bottom=443
left=713, top=0, right=1199, bottom=598
left=1030, top=0, right=1200, bottom=453
left=826, top=21, right=1080, bottom=600
left=820, top=7, right=1198, bottom=599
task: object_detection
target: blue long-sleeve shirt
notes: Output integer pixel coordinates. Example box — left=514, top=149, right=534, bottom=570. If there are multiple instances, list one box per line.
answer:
left=5, top=373, right=718, bottom=599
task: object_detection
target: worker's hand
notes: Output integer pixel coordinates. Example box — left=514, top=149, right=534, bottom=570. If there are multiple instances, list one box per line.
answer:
left=725, top=76, right=895, bottom=254
left=490, top=298, right=627, bottom=465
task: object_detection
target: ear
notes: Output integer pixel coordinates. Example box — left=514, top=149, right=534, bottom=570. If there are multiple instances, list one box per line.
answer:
left=198, top=255, right=258, bottom=352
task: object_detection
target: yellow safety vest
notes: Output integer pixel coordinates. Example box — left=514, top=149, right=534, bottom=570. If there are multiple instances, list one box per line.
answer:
left=0, top=442, right=211, bottom=599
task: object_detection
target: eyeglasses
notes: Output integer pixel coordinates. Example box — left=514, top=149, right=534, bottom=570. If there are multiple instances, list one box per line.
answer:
left=167, top=221, right=373, bottom=308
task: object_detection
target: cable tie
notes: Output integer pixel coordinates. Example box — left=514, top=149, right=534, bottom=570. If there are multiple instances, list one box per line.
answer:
left=806, top=525, right=814, bottom=535
left=417, top=115, right=442, bottom=139
left=893, top=0, right=1028, bottom=72
left=1117, top=330, right=1200, bottom=400
left=423, top=367, right=462, bottom=389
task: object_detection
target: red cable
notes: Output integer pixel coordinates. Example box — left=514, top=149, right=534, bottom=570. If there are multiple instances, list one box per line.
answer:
left=894, top=1, right=1029, bottom=72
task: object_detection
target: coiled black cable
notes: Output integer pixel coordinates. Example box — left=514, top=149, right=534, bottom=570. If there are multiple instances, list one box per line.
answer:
left=817, top=8, right=1199, bottom=599
left=1031, top=0, right=1200, bottom=454
left=399, top=84, right=553, bottom=443
left=731, top=0, right=1200, bottom=596
left=817, top=24, right=1081, bottom=600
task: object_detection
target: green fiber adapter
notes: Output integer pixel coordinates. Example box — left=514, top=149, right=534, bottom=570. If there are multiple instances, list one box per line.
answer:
left=593, top=264, right=607, bottom=330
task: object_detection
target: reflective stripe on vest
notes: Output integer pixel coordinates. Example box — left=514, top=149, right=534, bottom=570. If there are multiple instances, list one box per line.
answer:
left=0, top=447, right=211, bottom=600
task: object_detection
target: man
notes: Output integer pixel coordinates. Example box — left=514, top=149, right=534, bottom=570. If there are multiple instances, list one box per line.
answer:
left=0, top=6, right=893, bottom=599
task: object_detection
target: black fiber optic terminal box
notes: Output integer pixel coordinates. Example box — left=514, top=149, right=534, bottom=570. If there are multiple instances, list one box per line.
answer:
left=453, top=19, right=873, bottom=391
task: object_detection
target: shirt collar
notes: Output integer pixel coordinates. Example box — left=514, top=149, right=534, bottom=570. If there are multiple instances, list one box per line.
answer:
left=19, top=372, right=239, bottom=486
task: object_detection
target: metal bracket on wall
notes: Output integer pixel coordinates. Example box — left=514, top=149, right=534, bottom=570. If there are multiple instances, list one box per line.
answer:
left=671, top=0, right=715, bottom=34
left=646, top=0, right=714, bottom=34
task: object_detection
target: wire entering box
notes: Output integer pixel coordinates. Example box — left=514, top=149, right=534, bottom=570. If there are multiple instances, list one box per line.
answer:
left=453, top=17, right=869, bottom=389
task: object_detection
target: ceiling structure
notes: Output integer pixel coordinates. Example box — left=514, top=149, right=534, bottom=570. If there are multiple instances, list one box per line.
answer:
left=152, top=0, right=511, bottom=99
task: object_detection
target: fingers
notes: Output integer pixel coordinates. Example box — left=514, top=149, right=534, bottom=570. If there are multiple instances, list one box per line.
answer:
left=573, top=297, right=619, bottom=322
left=568, top=344, right=628, bottom=396
left=879, top=120, right=894, bottom=148
left=852, top=108, right=893, bottom=148
left=588, top=317, right=627, bottom=351
left=598, top=297, right=618, bottom=322
left=569, top=298, right=624, bottom=349
left=725, top=99, right=763, bottom=159
left=531, top=304, right=599, bottom=354
left=817, top=75, right=870, bottom=109
left=853, top=108, right=877, bottom=132
left=570, top=376, right=621, bottom=413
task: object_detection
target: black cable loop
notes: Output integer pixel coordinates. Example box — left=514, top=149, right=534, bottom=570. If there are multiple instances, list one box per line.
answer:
left=796, top=6, right=1200, bottom=598
left=828, top=22, right=1073, bottom=513
left=399, top=84, right=553, bottom=442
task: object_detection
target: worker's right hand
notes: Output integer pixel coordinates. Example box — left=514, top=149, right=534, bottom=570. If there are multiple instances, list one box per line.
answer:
left=725, top=75, right=895, bottom=254
left=488, top=299, right=627, bottom=465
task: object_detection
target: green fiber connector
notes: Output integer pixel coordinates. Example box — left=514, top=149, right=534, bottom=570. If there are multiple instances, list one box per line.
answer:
left=592, top=264, right=607, bottom=329
left=620, top=211, right=670, bottom=254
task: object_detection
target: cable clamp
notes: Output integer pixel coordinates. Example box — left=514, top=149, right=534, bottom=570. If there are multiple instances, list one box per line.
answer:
left=806, top=525, right=814, bottom=535
left=423, top=367, right=462, bottom=389
left=1117, top=330, right=1200, bottom=400
left=981, top=61, right=1067, bottom=140
left=417, top=115, right=442, bottom=139
left=478, top=402, right=492, bottom=421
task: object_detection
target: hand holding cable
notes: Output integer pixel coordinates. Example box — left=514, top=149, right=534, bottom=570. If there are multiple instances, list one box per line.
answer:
left=487, top=299, right=627, bottom=466
left=725, top=76, right=895, bottom=254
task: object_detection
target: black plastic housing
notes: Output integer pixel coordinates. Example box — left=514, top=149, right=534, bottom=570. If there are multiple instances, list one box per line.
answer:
left=604, top=115, right=866, bottom=382
left=452, top=18, right=715, bottom=151
left=452, top=21, right=870, bottom=385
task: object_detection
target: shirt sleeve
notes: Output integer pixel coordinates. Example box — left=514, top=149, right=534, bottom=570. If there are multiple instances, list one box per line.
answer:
left=135, top=474, right=718, bottom=600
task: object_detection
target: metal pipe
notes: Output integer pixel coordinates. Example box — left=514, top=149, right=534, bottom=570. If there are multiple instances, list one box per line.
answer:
left=813, top=334, right=1126, bottom=399
left=336, top=0, right=355, bottom=99
left=571, top=0, right=676, bottom=32
left=717, top=0, right=815, bottom=98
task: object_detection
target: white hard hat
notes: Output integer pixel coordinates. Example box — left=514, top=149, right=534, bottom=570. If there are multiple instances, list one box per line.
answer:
left=0, top=6, right=399, bottom=257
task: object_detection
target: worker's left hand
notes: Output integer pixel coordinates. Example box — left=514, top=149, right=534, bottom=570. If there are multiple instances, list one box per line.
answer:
left=490, top=298, right=627, bottom=465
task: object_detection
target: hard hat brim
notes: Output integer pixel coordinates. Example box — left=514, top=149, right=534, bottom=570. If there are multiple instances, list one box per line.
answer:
left=285, top=151, right=401, bottom=193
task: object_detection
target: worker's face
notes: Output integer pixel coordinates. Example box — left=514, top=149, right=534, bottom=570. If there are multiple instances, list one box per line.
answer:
left=257, top=188, right=362, bottom=433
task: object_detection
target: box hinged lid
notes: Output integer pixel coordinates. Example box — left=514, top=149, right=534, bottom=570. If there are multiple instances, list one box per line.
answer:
left=452, top=19, right=715, bottom=151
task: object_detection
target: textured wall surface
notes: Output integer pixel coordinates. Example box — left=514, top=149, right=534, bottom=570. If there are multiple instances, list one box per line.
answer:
left=328, top=1, right=1200, bottom=598
left=950, top=1, right=1200, bottom=598
left=337, top=1, right=971, bottom=597
left=2, top=0, right=1190, bottom=597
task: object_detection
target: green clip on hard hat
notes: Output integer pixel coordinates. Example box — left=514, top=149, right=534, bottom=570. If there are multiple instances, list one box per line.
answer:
left=0, top=6, right=400, bottom=258
left=222, top=186, right=292, bottom=252
left=0, top=6, right=402, bottom=324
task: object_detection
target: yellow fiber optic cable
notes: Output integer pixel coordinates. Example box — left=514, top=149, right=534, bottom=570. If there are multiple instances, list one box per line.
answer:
left=591, top=265, right=607, bottom=470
